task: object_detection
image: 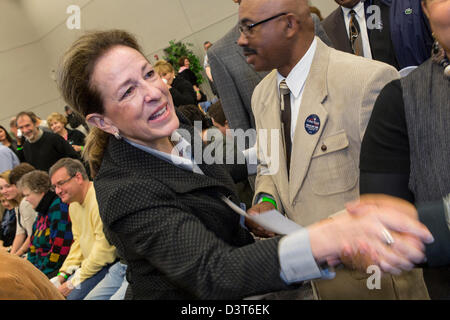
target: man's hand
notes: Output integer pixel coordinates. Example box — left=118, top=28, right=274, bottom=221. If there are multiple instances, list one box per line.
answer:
left=307, top=198, right=433, bottom=275
left=346, top=194, right=433, bottom=242
left=246, top=202, right=277, bottom=238
left=58, top=279, right=74, bottom=297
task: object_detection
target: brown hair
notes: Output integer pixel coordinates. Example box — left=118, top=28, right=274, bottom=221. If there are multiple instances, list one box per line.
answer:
left=9, top=163, right=36, bottom=186
left=9, top=117, right=17, bottom=129
left=178, top=56, right=189, bottom=68
left=0, top=171, right=18, bottom=208
left=49, top=158, right=88, bottom=181
left=207, top=101, right=227, bottom=127
left=56, top=30, right=143, bottom=177
left=0, top=125, right=14, bottom=144
left=16, top=111, right=37, bottom=125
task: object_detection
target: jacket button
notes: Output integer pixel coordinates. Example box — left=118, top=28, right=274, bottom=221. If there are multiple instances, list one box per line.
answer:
left=321, top=144, right=327, bottom=152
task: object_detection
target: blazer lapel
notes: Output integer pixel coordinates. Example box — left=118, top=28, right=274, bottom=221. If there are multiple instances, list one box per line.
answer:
left=288, top=39, right=330, bottom=205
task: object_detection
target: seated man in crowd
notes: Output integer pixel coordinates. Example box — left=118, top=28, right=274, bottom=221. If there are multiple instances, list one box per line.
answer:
left=49, top=158, right=117, bottom=300
left=15, top=111, right=80, bottom=172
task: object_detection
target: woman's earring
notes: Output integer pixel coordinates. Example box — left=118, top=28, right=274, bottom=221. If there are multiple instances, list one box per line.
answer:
left=113, top=131, right=121, bottom=140
left=431, top=39, right=450, bottom=79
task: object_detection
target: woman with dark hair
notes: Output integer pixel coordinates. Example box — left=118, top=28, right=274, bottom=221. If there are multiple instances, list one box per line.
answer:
left=0, top=125, right=17, bottom=155
left=18, top=170, right=73, bottom=278
left=55, top=29, right=431, bottom=299
left=177, top=56, right=207, bottom=103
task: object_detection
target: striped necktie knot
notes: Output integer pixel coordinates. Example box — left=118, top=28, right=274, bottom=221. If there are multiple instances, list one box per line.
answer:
left=349, top=9, right=364, bottom=56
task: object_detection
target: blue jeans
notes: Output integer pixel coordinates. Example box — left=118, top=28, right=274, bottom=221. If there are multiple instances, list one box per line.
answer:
left=199, top=97, right=219, bottom=113
left=84, top=261, right=128, bottom=300
left=66, top=264, right=110, bottom=300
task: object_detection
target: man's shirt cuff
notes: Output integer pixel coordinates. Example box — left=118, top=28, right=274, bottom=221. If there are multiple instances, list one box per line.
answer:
left=278, top=228, right=323, bottom=284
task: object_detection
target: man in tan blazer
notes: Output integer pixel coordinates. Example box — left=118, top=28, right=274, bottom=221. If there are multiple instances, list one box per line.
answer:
left=238, top=0, right=429, bottom=299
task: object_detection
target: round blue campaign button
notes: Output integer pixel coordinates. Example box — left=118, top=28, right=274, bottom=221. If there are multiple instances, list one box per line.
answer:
left=304, top=114, right=321, bottom=135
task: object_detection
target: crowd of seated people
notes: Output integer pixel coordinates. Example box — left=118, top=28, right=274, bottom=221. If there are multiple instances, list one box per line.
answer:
left=0, top=0, right=448, bottom=301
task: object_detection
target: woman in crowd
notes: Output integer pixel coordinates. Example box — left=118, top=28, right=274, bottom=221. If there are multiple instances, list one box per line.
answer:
left=0, top=194, right=17, bottom=250
left=18, top=170, right=73, bottom=278
left=47, top=112, right=86, bottom=153
left=360, top=0, right=449, bottom=299
left=0, top=125, right=17, bottom=155
left=177, top=56, right=207, bottom=103
left=154, top=60, right=197, bottom=107
left=56, top=29, right=431, bottom=299
left=0, top=164, right=37, bottom=257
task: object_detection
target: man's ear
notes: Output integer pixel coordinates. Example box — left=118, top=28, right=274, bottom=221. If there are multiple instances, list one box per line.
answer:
left=85, top=113, right=118, bottom=136
left=285, top=14, right=299, bottom=37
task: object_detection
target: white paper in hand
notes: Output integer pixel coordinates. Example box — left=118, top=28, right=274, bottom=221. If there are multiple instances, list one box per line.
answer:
left=221, top=196, right=302, bottom=235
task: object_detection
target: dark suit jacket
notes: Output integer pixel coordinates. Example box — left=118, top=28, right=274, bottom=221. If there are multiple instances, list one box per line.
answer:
left=322, top=2, right=399, bottom=69
left=93, top=118, right=292, bottom=299
left=321, top=8, right=353, bottom=55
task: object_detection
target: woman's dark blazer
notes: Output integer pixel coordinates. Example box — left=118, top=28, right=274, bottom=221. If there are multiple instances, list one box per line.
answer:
left=93, top=117, right=292, bottom=299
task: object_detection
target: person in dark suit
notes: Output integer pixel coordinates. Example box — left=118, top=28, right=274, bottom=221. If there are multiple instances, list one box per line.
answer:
left=322, top=0, right=433, bottom=70
left=322, top=0, right=398, bottom=68
left=55, top=29, right=433, bottom=300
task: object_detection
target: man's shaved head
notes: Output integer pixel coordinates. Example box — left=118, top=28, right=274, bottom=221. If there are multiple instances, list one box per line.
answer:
left=238, top=0, right=314, bottom=76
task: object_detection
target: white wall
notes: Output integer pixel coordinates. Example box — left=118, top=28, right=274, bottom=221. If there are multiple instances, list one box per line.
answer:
left=310, top=0, right=339, bottom=19
left=0, top=0, right=338, bottom=130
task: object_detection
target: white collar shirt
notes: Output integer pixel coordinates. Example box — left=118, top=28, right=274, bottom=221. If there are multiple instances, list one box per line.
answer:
left=124, top=130, right=204, bottom=175
left=341, top=1, right=373, bottom=59
left=276, top=37, right=317, bottom=143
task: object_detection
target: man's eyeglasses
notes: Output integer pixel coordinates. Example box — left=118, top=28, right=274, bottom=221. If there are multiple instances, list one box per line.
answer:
left=50, top=175, right=75, bottom=192
left=239, top=12, right=288, bottom=37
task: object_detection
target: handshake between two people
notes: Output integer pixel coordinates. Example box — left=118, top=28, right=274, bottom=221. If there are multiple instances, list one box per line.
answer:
left=246, top=194, right=434, bottom=276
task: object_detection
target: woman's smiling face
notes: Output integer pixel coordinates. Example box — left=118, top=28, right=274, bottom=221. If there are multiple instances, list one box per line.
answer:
left=89, top=45, right=179, bottom=149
